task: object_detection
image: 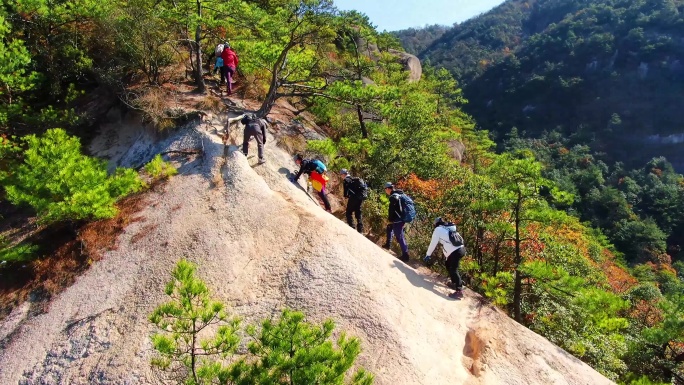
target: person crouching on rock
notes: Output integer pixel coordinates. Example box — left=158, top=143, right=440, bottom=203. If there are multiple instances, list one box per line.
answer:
left=241, top=113, right=267, bottom=164
left=290, top=155, right=332, bottom=212
left=423, top=217, right=466, bottom=299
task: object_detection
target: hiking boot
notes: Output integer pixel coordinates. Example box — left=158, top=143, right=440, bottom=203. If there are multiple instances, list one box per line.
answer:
left=400, top=253, right=410, bottom=262
left=382, top=243, right=390, bottom=250
left=258, top=158, right=266, bottom=164
left=448, top=290, right=463, bottom=299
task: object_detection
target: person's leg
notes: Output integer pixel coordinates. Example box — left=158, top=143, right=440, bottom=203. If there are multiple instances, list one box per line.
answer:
left=384, top=224, right=393, bottom=248
left=393, top=222, right=409, bottom=256
left=352, top=199, right=363, bottom=233
left=345, top=201, right=355, bottom=227
left=446, top=248, right=466, bottom=289
left=220, top=66, right=226, bottom=84
left=317, top=187, right=331, bottom=211
left=255, top=132, right=264, bottom=161
left=242, top=129, right=251, bottom=156
left=226, top=66, right=235, bottom=94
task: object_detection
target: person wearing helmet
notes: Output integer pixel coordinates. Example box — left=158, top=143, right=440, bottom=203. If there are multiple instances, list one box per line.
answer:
left=424, top=217, right=466, bottom=299
left=383, top=182, right=409, bottom=262
left=290, top=155, right=331, bottom=212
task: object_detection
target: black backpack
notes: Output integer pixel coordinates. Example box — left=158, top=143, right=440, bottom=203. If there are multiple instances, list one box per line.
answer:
left=348, top=177, right=368, bottom=200
left=445, top=223, right=464, bottom=247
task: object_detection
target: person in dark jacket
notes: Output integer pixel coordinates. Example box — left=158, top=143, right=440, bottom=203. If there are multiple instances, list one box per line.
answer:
left=383, top=182, right=409, bottom=262
left=340, top=169, right=364, bottom=233
left=241, top=113, right=267, bottom=164
left=220, top=43, right=239, bottom=95
left=290, top=155, right=331, bottom=212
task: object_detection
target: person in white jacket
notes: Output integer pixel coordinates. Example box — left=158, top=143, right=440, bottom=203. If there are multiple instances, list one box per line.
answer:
left=423, top=217, right=467, bottom=298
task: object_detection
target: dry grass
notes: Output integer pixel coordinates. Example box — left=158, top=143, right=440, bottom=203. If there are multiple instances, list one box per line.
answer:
left=130, top=224, right=158, bottom=244
left=195, top=94, right=223, bottom=113
left=0, top=193, right=148, bottom=320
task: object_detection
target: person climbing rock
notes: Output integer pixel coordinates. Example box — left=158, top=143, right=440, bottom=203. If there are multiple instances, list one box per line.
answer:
left=340, top=169, right=367, bottom=233
left=383, top=182, right=411, bottom=262
left=220, top=43, right=239, bottom=95
left=290, top=155, right=332, bottom=212
left=423, top=217, right=467, bottom=299
left=241, top=113, right=268, bottom=164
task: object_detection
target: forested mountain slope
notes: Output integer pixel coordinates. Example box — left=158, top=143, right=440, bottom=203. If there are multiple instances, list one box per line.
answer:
left=396, top=0, right=684, bottom=171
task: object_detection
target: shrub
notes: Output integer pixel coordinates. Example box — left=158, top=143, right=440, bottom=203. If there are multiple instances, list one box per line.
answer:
left=3, top=128, right=144, bottom=224
left=0, top=236, right=37, bottom=265
left=144, top=154, right=178, bottom=180
left=150, top=260, right=374, bottom=385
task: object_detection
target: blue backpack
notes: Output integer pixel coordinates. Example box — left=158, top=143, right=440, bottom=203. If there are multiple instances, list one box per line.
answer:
left=397, top=193, right=416, bottom=223
left=312, top=159, right=327, bottom=174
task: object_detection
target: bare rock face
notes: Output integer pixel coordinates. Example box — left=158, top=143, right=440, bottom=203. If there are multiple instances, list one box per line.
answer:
left=388, top=49, right=422, bottom=82
left=448, top=139, right=466, bottom=162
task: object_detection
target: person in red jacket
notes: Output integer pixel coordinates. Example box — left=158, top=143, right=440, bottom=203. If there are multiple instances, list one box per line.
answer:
left=220, top=43, right=239, bottom=95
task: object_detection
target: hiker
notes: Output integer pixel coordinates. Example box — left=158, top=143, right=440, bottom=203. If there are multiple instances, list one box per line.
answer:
left=220, top=43, right=239, bottom=94
left=290, top=155, right=332, bottom=212
left=241, top=113, right=268, bottom=164
left=383, top=182, right=411, bottom=262
left=423, top=217, right=467, bottom=299
left=209, top=42, right=226, bottom=83
left=340, top=169, right=367, bottom=233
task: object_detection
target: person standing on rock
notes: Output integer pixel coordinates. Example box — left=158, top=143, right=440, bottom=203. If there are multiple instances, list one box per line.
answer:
left=220, top=43, right=239, bottom=95
left=340, top=169, right=367, bottom=233
left=423, top=217, right=466, bottom=299
left=241, top=113, right=267, bottom=164
left=290, top=155, right=332, bottom=212
left=383, top=182, right=411, bottom=262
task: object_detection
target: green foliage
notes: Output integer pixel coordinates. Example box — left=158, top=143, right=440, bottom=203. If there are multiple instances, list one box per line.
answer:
left=229, top=309, right=374, bottom=385
left=2, top=129, right=144, bottom=224
left=149, top=259, right=241, bottom=384
left=145, top=154, right=178, bottom=180
left=0, top=236, right=37, bottom=265
left=151, top=261, right=374, bottom=385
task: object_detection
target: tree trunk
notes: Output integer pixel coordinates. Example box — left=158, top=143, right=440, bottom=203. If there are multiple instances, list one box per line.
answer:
left=257, top=43, right=294, bottom=117
left=194, top=0, right=206, bottom=93
left=513, top=195, right=523, bottom=323
left=356, top=104, right=368, bottom=138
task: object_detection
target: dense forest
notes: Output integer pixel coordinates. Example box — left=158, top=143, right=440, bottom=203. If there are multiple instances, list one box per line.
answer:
left=0, top=0, right=683, bottom=384
left=395, top=0, right=684, bottom=170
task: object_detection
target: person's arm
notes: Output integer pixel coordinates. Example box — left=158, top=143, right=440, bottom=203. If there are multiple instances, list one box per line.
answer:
left=234, top=52, right=239, bottom=68
left=223, top=113, right=246, bottom=132
left=342, top=179, right=349, bottom=198
left=425, top=228, right=441, bottom=257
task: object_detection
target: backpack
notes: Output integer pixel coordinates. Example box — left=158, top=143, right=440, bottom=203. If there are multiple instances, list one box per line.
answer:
left=446, top=225, right=464, bottom=247
left=215, top=43, right=225, bottom=56
left=397, top=193, right=416, bottom=223
left=348, top=177, right=368, bottom=200
left=312, top=159, right=327, bottom=174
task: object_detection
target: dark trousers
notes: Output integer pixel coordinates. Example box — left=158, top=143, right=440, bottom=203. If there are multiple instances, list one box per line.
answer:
left=318, top=187, right=331, bottom=211
left=345, top=198, right=363, bottom=232
left=242, top=126, right=264, bottom=160
left=385, top=222, right=408, bottom=254
left=446, top=247, right=466, bottom=290
left=225, top=66, right=235, bottom=94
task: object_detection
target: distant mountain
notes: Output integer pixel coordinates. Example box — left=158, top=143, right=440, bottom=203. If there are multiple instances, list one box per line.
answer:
left=396, top=0, right=684, bottom=170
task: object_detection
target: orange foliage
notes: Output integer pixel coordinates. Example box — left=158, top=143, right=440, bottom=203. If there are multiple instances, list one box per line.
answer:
left=629, top=300, right=663, bottom=327
left=396, top=174, right=445, bottom=201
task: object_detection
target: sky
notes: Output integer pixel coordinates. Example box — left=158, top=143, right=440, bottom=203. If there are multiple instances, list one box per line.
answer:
left=334, top=0, right=506, bottom=31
